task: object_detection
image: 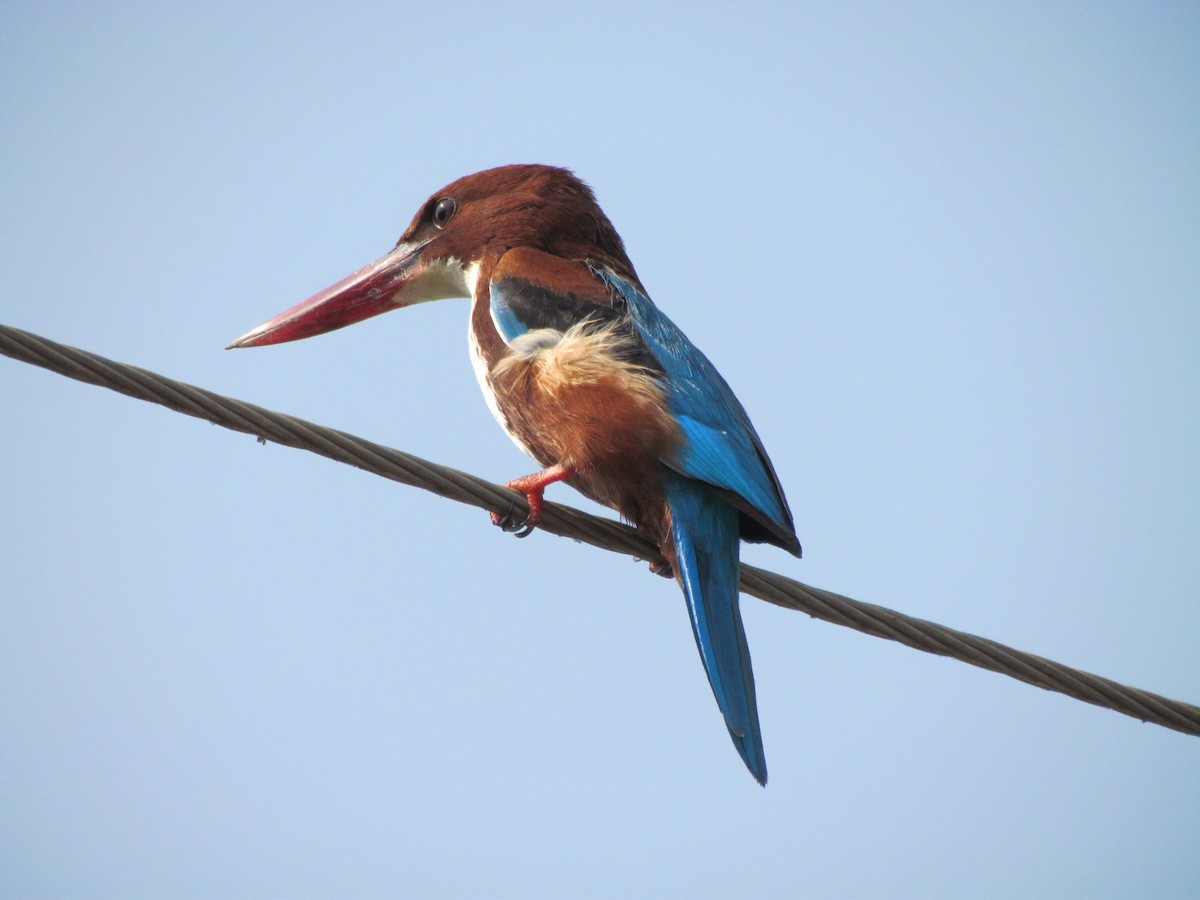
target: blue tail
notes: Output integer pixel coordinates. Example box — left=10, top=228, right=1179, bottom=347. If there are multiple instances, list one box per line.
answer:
left=663, top=471, right=767, bottom=785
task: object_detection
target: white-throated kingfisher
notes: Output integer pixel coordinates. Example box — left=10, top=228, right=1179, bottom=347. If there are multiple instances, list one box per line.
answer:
left=228, top=165, right=801, bottom=784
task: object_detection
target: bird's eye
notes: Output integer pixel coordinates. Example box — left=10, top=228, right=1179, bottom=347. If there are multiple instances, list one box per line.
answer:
left=432, top=197, right=457, bottom=228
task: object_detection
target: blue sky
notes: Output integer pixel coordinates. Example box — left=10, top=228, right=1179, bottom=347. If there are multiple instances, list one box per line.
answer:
left=2, top=3, right=1198, bottom=897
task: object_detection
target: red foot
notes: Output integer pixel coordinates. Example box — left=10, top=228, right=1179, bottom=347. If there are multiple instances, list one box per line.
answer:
left=490, top=463, right=576, bottom=537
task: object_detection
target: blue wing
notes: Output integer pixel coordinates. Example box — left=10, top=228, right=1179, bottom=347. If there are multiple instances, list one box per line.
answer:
left=592, top=266, right=800, bottom=555
left=490, top=254, right=792, bottom=784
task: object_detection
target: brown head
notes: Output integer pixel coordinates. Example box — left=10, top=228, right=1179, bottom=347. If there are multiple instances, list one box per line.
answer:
left=227, top=165, right=638, bottom=349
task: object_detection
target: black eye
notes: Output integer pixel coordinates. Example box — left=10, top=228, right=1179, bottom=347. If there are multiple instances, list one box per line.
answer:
left=432, top=197, right=457, bottom=228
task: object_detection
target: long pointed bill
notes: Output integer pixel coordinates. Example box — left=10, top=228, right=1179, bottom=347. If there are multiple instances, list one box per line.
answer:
left=226, top=238, right=439, bottom=349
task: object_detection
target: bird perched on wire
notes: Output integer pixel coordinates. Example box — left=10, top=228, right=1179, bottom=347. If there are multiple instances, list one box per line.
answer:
left=228, top=165, right=801, bottom=784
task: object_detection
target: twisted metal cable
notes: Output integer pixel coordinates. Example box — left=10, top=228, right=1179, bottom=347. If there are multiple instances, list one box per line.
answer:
left=3, top=322, right=1198, bottom=738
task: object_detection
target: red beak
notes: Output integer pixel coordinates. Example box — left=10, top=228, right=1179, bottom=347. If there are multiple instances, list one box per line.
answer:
left=226, top=237, right=439, bottom=349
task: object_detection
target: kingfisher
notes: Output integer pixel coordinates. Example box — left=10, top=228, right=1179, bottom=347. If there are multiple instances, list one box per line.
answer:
left=228, top=165, right=801, bottom=784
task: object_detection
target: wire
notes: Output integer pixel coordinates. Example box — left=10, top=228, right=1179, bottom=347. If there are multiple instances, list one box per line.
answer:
left=3, top=322, right=1198, bottom=738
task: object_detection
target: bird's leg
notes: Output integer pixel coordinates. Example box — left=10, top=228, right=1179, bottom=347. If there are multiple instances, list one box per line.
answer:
left=647, top=559, right=674, bottom=578
left=491, top=463, right=576, bottom=538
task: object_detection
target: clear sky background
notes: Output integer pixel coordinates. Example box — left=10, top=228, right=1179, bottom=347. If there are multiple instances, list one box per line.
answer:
left=2, top=3, right=1198, bottom=898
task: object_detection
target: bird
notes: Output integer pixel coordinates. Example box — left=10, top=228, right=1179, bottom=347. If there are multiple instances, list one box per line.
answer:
left=228, top=165, right=801, bottom=784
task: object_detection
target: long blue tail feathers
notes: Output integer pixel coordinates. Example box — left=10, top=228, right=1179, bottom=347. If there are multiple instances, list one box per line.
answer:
left=664, top=472, right=768, bottom=785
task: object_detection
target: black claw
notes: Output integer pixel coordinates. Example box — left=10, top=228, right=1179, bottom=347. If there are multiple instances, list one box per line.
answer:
left=491, top=500, right=534, bottom=537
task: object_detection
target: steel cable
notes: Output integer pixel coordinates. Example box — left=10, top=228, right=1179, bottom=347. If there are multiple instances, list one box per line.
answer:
left=3, top=322, right=1197, bottom=738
